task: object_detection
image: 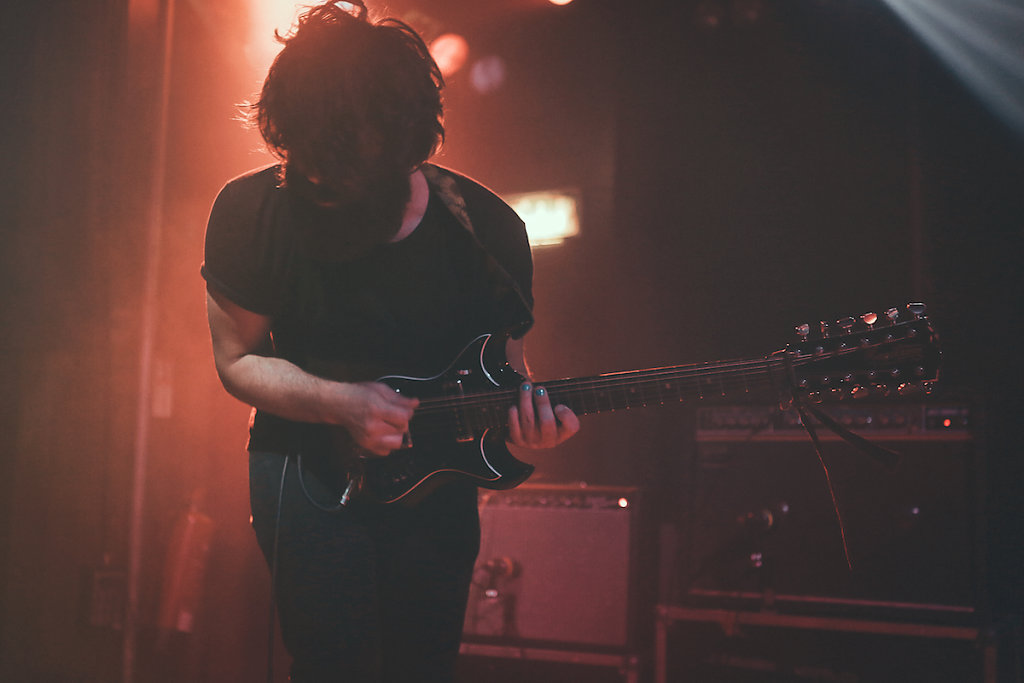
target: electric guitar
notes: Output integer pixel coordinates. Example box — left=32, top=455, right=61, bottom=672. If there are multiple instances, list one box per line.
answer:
left=340, top=303, right=940, bottom=504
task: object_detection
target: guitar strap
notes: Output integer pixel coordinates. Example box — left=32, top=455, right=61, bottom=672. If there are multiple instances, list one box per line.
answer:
left=421, top=163, right=534, bottom=338
left=421, top=164, right=475, bottom=235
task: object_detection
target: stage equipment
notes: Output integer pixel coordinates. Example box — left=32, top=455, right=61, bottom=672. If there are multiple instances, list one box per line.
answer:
left=653, top=401, right=990, bottom=683
left=680, top=402, right=978, bottom=608
left=463, top=483, right=641, bottom=648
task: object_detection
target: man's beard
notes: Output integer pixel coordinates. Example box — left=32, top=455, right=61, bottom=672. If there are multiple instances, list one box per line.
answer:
left=286, top=165, right=413, bottom=261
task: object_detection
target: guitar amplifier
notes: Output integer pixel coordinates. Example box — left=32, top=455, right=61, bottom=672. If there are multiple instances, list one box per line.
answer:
left=464, top=483, right=641, bottom=649
left=676, top=403, right=980, bottom=610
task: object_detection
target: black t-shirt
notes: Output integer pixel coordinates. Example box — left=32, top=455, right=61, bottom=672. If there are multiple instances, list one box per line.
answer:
left=202, top=164, right=534, bottom=454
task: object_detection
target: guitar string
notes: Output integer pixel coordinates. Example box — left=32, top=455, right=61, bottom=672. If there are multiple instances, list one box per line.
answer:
left=411, top=356, right=796, bottom=417
left=392, top=342, right=888, bottom=441
left=410, top=374, right=783, bottom=432
left=410, top=375, right=780, bottom=429
left=395, top=338, right=898, bottom=441
left=403, top=381, right=782, bottom=441
left=413, top=355, right=789, bottom=410
left=403, top=321, right=918, bottom=418
left=401, top=366, right=786, bottom=440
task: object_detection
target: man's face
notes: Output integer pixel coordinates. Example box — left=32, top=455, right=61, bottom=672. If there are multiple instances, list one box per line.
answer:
left=286, top=161, right=412, bottom=259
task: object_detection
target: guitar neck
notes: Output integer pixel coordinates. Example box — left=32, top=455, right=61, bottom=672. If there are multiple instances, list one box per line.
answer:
left=544, top=355, right=784, bottom=417
left=427, top=355, right=788, bottom=437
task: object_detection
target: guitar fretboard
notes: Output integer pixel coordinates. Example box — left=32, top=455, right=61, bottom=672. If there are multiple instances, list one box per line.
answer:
left=414, top=355, right=788, bottom=435
left=545, top=357, right=785, bottom=416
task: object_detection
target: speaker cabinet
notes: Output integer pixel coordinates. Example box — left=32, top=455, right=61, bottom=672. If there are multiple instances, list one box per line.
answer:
left=464, top=483, right=640, bottom=649
left=677, top=407, right=979, bottom=609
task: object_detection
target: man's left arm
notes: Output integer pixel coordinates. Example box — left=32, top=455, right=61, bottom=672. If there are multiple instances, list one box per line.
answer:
left=505, top=336, right=580, bottom=449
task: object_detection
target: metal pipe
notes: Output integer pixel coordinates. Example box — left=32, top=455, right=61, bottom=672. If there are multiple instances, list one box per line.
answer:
left=122, top=0, right=175, bottom=680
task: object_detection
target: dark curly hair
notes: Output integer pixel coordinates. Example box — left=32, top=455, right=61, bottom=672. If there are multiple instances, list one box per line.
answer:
left=252, top=1, right=445, bottom=203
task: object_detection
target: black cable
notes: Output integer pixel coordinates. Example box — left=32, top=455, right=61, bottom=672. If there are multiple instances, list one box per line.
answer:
left=266, top=448, right=346, bottom=683
left=267, top=455, right=290, bottom=683
left=297, top=454, right=348, bottom=512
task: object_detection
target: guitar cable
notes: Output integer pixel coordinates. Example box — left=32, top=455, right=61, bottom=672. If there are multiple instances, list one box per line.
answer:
left=266, top=448, right=347, bottom=683
left=296, top=453, right=348, bottom=512
left=267, top=454, right=289, bottom=683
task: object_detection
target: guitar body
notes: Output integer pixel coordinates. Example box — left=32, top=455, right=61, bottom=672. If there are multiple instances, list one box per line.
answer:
left=357, top=334, right=535, bottom=504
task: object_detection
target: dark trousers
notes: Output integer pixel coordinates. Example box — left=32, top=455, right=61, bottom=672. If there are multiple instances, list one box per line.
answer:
left=249, top=451, right=481, bottom=683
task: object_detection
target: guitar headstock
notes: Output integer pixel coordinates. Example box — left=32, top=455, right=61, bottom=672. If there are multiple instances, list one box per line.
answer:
left=786, top=303, right=940, bottom=402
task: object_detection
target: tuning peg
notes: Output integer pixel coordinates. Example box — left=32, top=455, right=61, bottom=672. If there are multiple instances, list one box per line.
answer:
left=850, top=385, right=869, bottom=399
left=907, top=302, right=927, bottom=319
left=836, top=317, right=855, bottom=334
left=897, top=382, right=915, bottom=396
left=795, top=323, right=810, bottom=340
left=820, top=321, right=831, bottom=338
left=861, top=312, right=878, bottom=328
left=885, top=308, right=900, bottom=324
left=873, top=383, right=891, bottom=397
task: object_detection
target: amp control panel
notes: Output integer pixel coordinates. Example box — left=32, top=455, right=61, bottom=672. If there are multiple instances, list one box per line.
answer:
left=696, top=403, right=970, bottom=442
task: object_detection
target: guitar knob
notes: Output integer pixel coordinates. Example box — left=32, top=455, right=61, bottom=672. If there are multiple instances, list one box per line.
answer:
left=795, top=323, right=810, bottom=340
left=907, top=302, right=927, bottom=319
left=861, top=312, right=878, bottom=328
left=885, top=307, right=900, bottom=324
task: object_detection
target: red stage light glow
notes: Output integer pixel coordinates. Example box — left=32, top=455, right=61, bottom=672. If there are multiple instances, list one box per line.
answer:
left=430, top=33, right=470, bottom=78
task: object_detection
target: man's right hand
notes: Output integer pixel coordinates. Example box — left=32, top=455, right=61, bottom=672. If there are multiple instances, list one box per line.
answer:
left=331, top=382, right=419, bottom=457
left=208, top=289, right=418, bottom=458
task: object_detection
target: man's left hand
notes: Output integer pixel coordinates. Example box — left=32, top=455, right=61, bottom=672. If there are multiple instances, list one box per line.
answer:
left=507, top=382, right=580, bottom=449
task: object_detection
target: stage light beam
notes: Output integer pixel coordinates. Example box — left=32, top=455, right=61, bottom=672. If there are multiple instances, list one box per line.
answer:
left=879, top=0, right=1024, bottom=138
left=246, top=1, right=303, bottom=75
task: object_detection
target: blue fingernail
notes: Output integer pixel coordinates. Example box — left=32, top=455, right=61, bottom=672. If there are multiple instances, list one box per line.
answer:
left=521, top=383, right=532, bottom=392
left=535, top=387, right=546, bottom=397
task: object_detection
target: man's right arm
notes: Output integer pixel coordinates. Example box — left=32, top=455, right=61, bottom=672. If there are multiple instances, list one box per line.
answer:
left=205, top=288, right=418, bottom=456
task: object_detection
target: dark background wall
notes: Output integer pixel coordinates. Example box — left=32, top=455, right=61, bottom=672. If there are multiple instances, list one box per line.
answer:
left=1, top=0, right=1021, bottom=680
